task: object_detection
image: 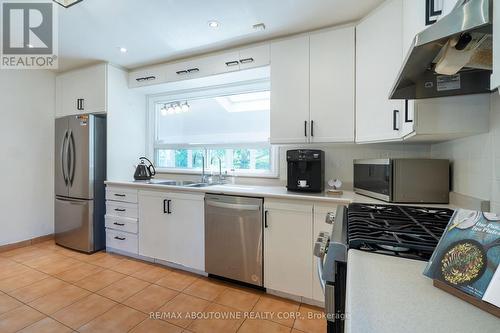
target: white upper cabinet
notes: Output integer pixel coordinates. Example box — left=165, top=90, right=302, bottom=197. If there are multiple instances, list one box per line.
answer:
left=310, top=27, right=355, bottom=143
left=238, top=44, right=270, bottom=70
left=56, top=63, right=107, bottom=117
left=356, top=0, right=405, bottom=143
left=493, top=0, right=500, bottom=91
left=128, top=44, right=270, bottom=88
left=270, top=27, right=356, bottom=144
left=270, top=35, right=310, bottom=144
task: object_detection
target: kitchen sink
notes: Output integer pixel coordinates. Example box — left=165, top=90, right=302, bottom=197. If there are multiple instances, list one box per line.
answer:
left=142, top=179, right=216, bottom=187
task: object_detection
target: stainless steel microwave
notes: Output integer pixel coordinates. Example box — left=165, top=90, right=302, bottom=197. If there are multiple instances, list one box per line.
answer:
left=353, top=159, right=450, bottom=203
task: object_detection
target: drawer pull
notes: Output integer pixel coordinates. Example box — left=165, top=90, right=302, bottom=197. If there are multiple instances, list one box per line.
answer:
left=187, top=68, right=200, bottom=73
left=225, top=61, right=239, bottom=67
left=239, top=57, right=254, bottom=64
left=113, top=222, right=125, bottom=226
left=114, top=208, right=126, bottom=212
left=176, top=70, right=188, bottom=75
left=114, top=194, right=126, bottom=197
left=114, top=236, right=126, bottom=241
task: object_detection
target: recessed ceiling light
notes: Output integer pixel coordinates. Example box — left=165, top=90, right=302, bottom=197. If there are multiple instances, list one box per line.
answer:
left=208, top=20, right=220, bottom=28
left=118, top=47, right=127, bottom=53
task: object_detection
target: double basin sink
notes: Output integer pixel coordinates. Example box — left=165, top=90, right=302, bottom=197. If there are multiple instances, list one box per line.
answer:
left=136, top=179, right=217, bottom=188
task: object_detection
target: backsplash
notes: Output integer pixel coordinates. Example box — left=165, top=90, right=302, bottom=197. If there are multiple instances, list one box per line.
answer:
left=158, top=143, right=431, bottom=189
left=431, top=93, right=500, bottom=213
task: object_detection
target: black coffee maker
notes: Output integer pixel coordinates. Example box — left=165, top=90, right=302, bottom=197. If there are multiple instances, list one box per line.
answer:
left=287, top=150, right=325, bottom=193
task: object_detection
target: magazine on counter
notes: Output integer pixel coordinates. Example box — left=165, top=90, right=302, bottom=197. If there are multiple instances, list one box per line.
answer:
left=423, top=209, right=500, bottom=307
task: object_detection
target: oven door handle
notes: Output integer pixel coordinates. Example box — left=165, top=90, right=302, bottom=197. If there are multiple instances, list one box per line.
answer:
left=314, top=242, right=327, bottom=293
left=316, top=255, right=326, bottom=292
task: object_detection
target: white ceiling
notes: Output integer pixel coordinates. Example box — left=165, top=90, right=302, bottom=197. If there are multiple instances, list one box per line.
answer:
left=58, top=0, right=384, bottom=71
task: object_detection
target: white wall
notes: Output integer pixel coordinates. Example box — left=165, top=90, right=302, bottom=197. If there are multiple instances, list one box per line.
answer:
left=107, top=65, right=147, bottom=181
left=0, top=70, right=55, bottom=246
left=431, top=93, right=500, bottom=212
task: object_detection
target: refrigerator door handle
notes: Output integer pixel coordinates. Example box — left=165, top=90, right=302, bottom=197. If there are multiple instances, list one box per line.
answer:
left=68, top=130, right=76, bottom=186
left=60, top=130, right=69, bottom=185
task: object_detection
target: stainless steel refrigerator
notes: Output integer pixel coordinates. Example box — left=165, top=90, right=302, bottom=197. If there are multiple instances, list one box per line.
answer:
left=55, top=114, right=106, bottom=253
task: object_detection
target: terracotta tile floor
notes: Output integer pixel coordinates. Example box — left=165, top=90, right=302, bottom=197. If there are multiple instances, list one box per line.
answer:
left=0, top=240, right=327, bottom=333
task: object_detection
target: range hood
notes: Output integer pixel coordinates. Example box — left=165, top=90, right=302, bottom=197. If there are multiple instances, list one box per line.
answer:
left=390, top=0, right=494, bottom=100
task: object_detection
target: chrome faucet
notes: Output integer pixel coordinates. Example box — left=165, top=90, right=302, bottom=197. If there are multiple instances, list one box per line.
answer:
left=211, top=156, right=225, bottom=184
left=194, top=153, right=207, bottom=183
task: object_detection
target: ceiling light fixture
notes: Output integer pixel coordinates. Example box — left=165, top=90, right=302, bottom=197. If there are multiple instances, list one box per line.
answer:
left=118, top=47, right=127, bottom=53
left=160, top=104, right=168, bottom=116
left=53, top=0, right=84, bottom=8
left=208, top=20, right=220, bottom=28
left=161, top=101, right=191, bottom=116
left=252, top=23, right=266, bottom=32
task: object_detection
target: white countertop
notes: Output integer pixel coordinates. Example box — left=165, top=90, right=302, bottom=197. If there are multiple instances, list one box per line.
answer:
left=104, top=180, right=456, bottom=208
left=345, top=250, right=499, bottom=333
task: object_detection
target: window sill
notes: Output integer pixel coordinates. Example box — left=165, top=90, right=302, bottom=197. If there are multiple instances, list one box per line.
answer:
left=155, top=168, right=280, bottom=179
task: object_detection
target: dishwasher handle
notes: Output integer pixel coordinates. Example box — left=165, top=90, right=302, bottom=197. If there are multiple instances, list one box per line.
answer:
left=206, top=200, right=261, bottom=211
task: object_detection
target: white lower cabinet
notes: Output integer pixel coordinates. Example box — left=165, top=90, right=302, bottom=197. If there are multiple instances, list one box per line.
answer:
left=105, top=186, right=139, bottom=256
left=264, top=199, right=313, bottom=299
left=138, top=190, right=205, bottom=271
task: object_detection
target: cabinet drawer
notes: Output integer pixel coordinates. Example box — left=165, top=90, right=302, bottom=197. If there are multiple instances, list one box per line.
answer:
left=106, top=201, right=138, bottom=219
left=105, top=216, right=138, bottom=234
left=106, top=187, right=138, bottom=203
left=106, top=229, right=138, bottom=254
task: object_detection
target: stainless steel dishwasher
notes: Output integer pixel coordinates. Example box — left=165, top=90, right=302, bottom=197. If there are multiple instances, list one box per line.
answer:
left=205, top=194, right=264, bottom=287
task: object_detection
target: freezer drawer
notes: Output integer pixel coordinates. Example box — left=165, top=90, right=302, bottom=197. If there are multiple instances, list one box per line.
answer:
left=205, top=194, right=263, bottom=286
left=55, top=197, right=94, bottom=252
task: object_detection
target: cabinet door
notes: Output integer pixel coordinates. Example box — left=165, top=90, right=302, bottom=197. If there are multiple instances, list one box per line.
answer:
left=139, top=191, right=171, bottom=261
left=355, top=0, right=405, bottom=143
left=270, top=36, right=310, bottom=144
left=138, top=191, right=170, bottom=261
left=264, top=200, right=313, bottom=298
left=239, top=44, right=270, bottom=70
left=166, top=193, right=205, bottom=271
left=310, top=27, right=355, bottom=143
left=56, top=64, right=107, bottom=117
left=129, top=65, right=167, bottom=88
left=312, top=204, right=337, bottom=302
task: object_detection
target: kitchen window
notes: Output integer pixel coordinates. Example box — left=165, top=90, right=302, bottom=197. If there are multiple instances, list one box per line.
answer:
left=148, top=81, right=278, bottom=177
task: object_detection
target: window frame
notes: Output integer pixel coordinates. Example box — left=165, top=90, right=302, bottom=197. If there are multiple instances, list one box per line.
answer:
left=146, top=79, right=279, bottom=178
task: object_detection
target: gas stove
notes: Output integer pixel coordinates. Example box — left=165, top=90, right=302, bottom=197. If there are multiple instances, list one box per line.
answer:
left=347, top=203, right=454, bottom=260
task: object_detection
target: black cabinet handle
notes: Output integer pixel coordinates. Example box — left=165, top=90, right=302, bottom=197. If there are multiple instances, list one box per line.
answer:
left=114, top=194, right=126, bottom=197
left=264, top=210, right=269, bottom=228
left=187, top=68, right=200, bottom=73
left=304, top=121, right=308, bottom=137
left=225, top=61, right=239, bottom=67
left=239, top=57, right=254, bottom=64
left=311, top=120, right=314, bottom=137
left=114, top=208, right=126, bottom=212
left=114, top=236, right=126, bottom=241
left=113, top=222, right=125, bottom=226
left=393, top=110, right=400, bottom=131
left=404, top=100, right=413, bottom=123
left=163, top=199, right=168, bottom=214
left=176, top=70, right=188, bottom=75
left=167, top=200, right=172, bottom=214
